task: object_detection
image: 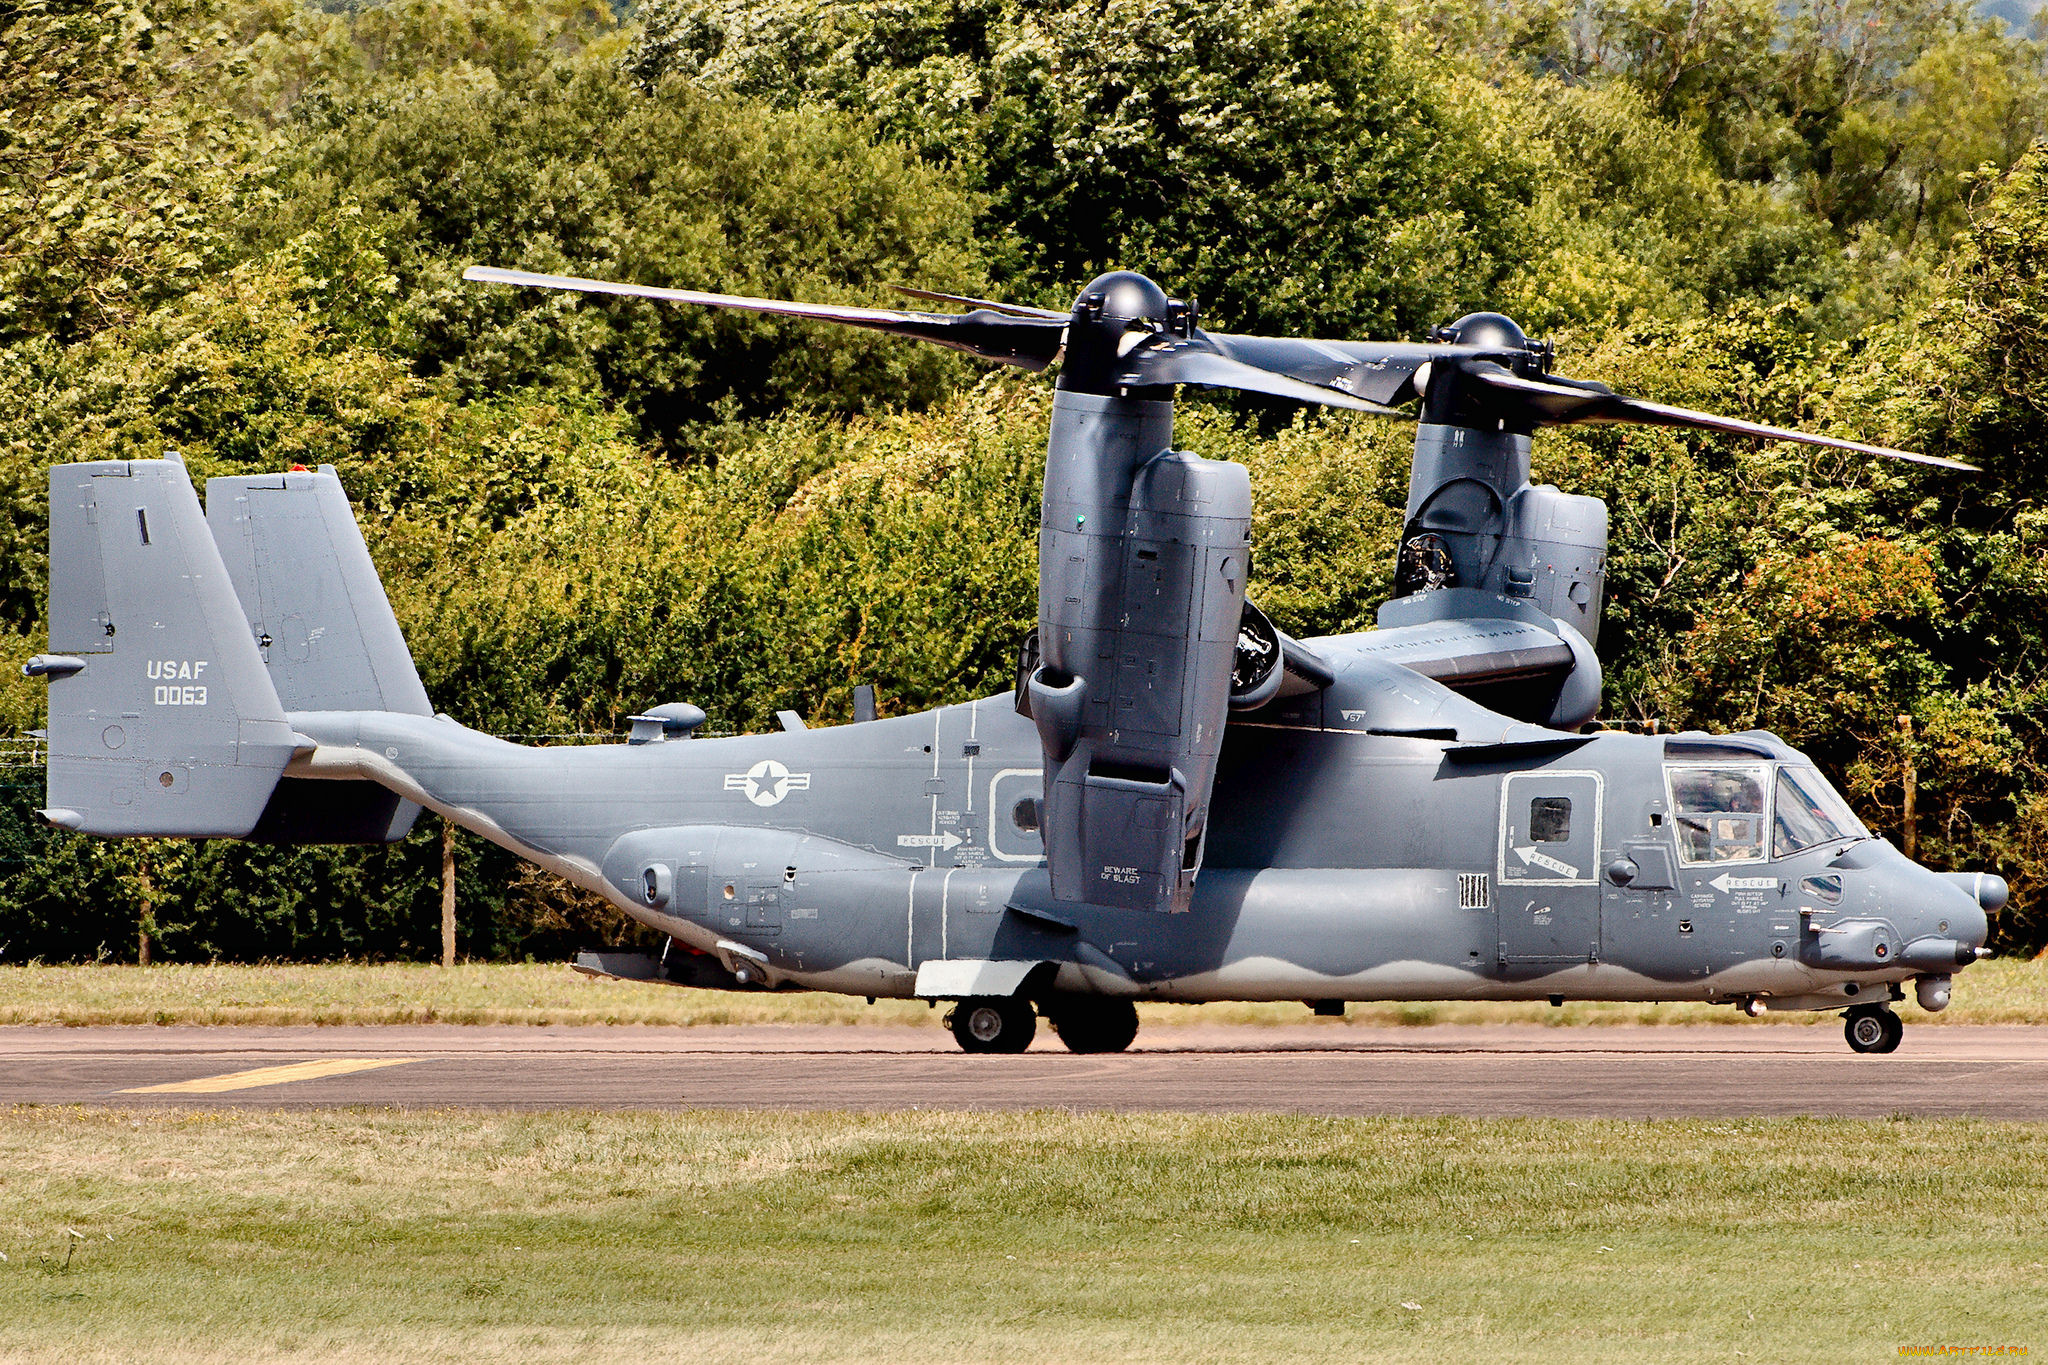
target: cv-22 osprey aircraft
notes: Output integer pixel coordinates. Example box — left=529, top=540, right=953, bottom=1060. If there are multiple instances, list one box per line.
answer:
left=23, top=264, right=2007, bottom=1056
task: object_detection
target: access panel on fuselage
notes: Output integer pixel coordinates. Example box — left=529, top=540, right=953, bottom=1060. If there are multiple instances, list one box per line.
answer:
left=1497, top=770, right=1602, bottom=963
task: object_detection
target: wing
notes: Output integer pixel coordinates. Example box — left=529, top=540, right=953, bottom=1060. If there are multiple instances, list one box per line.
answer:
left=1337, top=618, right=1578, bottom=687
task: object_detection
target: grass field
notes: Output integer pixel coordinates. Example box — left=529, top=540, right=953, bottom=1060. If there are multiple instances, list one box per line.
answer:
left=1, top=957, right=2046, bottom=1027
left=0, top=1108, right=2038, bottom=1363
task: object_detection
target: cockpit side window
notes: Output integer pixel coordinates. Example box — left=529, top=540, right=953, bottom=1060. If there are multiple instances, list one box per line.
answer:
left=1667, top=765, right=1768, bottom=864
left=1772, top=766, right=1869, bottom=857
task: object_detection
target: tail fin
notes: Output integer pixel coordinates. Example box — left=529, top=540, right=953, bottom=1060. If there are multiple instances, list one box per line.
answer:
left=206, top=467, right=431, bottom=716
left=206, top=466, right=430, bottom=843
left=29, top=459, right=298, bottom=837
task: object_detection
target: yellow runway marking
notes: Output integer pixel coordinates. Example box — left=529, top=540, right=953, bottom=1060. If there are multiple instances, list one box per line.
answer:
left=120, top=1058, right=414, bottom=1094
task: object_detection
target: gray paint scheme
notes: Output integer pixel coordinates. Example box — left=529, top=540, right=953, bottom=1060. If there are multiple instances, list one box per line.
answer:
left=27, top=456, right=1990, bottom=1025
left=275, top=671, right=1984, bottom=1013
left=206, top=466, right=430, bottom=843
left=1028, top=391, right=1250, bottom=914
left=36, top=460, right=298, bottom=838
left=207, top=466, right=431, bottom=717
left=1395, top=423, right=1609, bottom=649
left=25, top=255, right=1998, bottom=1046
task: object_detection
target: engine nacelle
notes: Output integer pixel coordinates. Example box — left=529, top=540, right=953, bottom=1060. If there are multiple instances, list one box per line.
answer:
left=1393, top=424, right=1608, bottom=646
left=1027, top=390, right=1250, bottom=912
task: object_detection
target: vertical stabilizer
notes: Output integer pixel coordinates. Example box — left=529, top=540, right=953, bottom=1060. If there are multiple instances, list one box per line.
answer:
left=207, top=467, right=431, bottom=715
left=29, top=459, right=297, bottom=837
left=206, top=466, right=431, bottom=843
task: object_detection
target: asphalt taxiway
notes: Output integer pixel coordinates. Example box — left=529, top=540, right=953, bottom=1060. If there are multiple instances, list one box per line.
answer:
left=3, top=1023, right=2045, bottom=1117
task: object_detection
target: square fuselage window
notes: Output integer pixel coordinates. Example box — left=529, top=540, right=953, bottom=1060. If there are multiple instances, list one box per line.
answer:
left=1529, top=796, right=1572, bottom=843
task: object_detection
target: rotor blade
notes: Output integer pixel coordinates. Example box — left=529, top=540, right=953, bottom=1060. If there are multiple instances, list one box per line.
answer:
left=1120, top=336, right=1407, bottom=412
left=462, top=265, right=1066, bottom=371
left=1460, top=362, right=1977, bottom=472
left=887, top=285, right=1066, bottom=319
left=1204, top=334, right=1473, bottom=407
left=1609, top=396, right=1978, bottom=471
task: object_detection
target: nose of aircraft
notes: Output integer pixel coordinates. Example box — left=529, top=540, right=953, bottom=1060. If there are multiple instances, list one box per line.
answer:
left=1807, top=844, right=1998, bottom=1016
left=1891, top=864, right=1992, bottom=971
left=1904, top=873, right=1994, bottom=1014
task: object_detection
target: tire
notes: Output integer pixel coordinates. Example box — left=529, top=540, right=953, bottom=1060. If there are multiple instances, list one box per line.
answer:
left=1876, top=1008, right=1904, bottom=1053
left=948, top=996, right=1036, bottom=1054
left=1045, top=997, right=1140, bottom=1054
left=1845, top=1006, right=1901, bottom=1054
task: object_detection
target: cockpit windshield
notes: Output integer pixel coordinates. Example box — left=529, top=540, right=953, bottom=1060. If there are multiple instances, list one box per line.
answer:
left=1667, top=766, right=1768, bottom=864
left=1772, top=765, right=1869, bottom=857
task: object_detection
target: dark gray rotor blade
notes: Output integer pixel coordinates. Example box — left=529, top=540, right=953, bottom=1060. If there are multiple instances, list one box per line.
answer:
left=1119, top=336, right=1407, bottom=412
left=1462, top=362, right=1977, bottom=471
left=1203, top=334, right=1477, bottom=407
left=1613, top=396, right=1976, bottom=470
left=888, top=285, right=1066, bottom=320
left=463, top=266, right=1066, bottom=371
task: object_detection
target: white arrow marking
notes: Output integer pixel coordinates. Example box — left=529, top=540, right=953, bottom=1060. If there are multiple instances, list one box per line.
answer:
left=897, top=831, right=964, bottom=851
left=1513, top=846, right=1580, bottom=879
left=1709, top=873, right=1779, bottom=894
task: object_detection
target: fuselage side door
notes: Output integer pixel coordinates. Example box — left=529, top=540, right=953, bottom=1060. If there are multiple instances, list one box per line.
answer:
left=1497, top=770, right=1603, bottom=964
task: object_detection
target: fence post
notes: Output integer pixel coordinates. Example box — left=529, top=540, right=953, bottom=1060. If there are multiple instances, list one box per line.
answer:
left=1897, top=713, right=1918, bottom=863
left=137, top=852, right=153, bottom=967
left=440, top=819, right=456, bottom=968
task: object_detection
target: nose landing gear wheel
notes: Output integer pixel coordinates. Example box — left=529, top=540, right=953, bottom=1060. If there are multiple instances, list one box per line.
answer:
left=1045, top=997, right=1140, bottom=1054
left=946, top=996, right=1036, bottom=1053
left=1844, top=1005, right=1903, bottom=1054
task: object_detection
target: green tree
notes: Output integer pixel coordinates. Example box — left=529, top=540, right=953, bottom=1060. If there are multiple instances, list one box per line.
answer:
left=0, top=0, right=258, bottom=346
left=628, top=0, right=1537, bottom=339
left=1438, top=73, right=1844, bottom=333
left=247, top=0, right=991, bottom=449
left=1412, top=0, right=2048, bottom=272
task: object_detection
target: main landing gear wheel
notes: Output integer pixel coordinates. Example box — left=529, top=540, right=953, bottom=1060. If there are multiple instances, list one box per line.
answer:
left=947, top=996, right=1036, bottom=1053
left=1844, top=1005, right=1904, bottom=1054
left=1045, top=997, right=1140, bottom=1054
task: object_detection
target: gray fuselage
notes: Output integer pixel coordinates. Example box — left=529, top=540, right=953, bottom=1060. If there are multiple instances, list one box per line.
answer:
left=289, top=638, right=1988, bottom=1013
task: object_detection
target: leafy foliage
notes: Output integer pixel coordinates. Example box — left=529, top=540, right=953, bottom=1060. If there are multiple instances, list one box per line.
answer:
left=1412, top=0, right=2048, bottom=256
left=5, top=0, right=2048, bottom=960
left=271, top=74, right=989, bottom=446
left=0, top=0, right=253, bottom=344
left=628, top=0, right=1537, bottom=337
